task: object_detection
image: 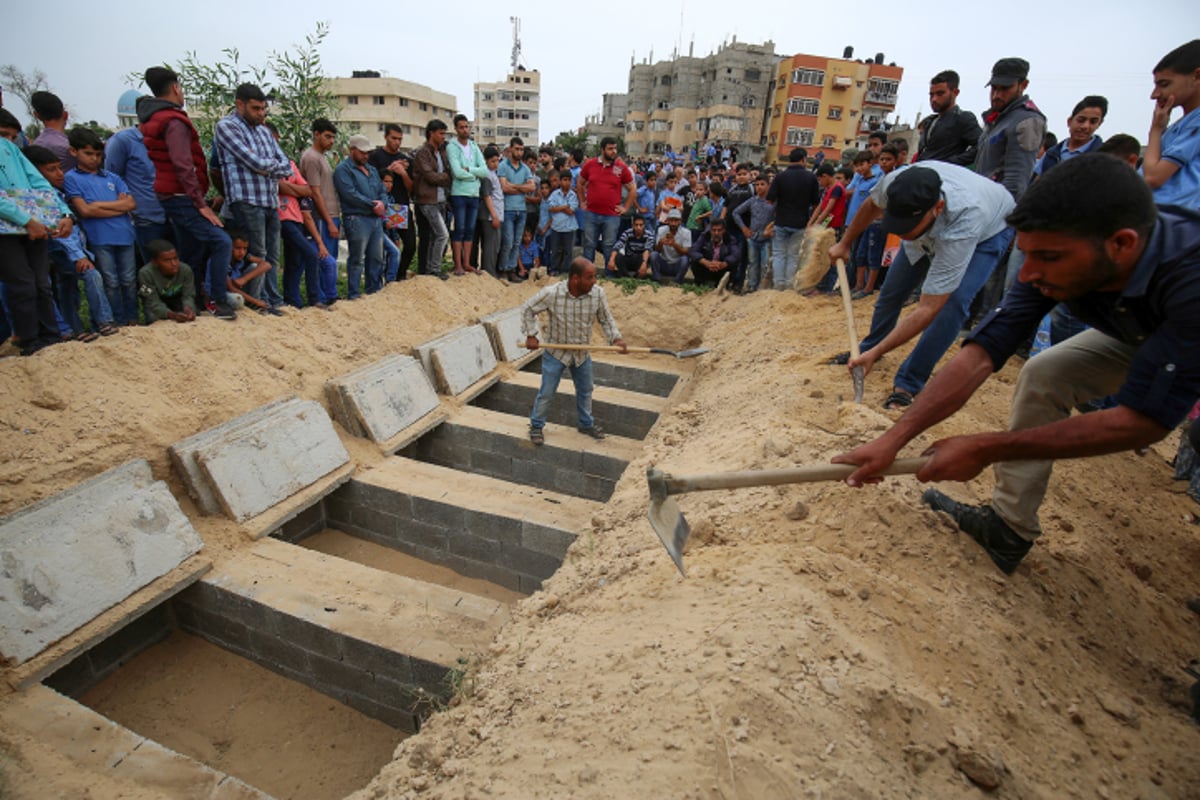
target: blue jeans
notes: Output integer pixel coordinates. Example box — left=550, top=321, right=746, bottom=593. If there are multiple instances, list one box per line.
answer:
left=854, top=221, right=884, bottom=272
left=861, top=226, right=1014, bottom=395
left=500, top=210, right=527, bottom=272
left=383, top=234, right=401, bottom=282
left=772, top=225, right=804, bottom=288
left=227, top=201, right=283, bottom=307
left=316, top=216, right=340, bottom=302
left=161, top=196, right=233, bottom=306
left=343, top=214, right=384, bottom=296
left=280, top=220, right=324, bottom=307
left=92, top=244, right=138, bottom=325
left=582, top=211, right=621, bottom=266
left=49, top=248, right=114, bottom=331
left=133, top=218, right=171, bottom=266
left=744, top=238, right=770, bottom=292
left=529, top=352, right=595, bottom=431
left=449, top=196, right=479, bottom=243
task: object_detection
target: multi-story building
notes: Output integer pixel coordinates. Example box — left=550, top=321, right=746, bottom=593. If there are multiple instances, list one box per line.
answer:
left=328, top=71, right=457, bottom=148
left=473, top=68, right=540, bottom=145
left=624, top=38, right=781, bottom=162
left=765, top=48, right=903, bottom=164
left=581, top=92, right=628, bottom=147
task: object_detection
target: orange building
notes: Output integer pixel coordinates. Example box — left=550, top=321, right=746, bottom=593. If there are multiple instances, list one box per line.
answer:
left=765, top=49, right=903, bottom=164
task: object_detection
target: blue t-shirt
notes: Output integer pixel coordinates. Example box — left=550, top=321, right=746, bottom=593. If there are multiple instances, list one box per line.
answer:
left=62, top=169, right=136, bottom=246
left=519, top=240, right=540, bottom=267
left=104, top=128, right=166, bottom=224
left=846, top=171, right=880, bottom=223
left=1149, top=106, right=1200, bottom=208
left=637, top=184, right=656, bottom=224
left=497, top=159, right=533, bottom=212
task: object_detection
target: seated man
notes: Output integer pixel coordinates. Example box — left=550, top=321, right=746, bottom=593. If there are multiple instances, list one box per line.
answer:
left=608, top=215, right=654, bottom=278
left=651, top=209, right=691, bottom=283
left=688, top=218, right=740, bottom=287
left=138, top=239, right=196, bottom=323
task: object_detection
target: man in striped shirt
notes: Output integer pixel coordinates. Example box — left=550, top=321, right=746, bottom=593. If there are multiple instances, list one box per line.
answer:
left=521, top=258, right=627, bottom=445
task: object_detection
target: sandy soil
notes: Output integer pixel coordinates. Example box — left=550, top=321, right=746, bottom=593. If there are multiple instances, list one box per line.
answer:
left=3, top=273, right=1199, bottom=799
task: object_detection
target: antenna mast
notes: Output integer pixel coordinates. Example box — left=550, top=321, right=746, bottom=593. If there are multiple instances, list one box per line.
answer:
left=510, top=17, right=523, bottom=72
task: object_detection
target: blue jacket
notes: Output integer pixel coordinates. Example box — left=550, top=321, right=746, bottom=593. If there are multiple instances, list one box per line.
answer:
left=333, top=158, right=388, bottom=217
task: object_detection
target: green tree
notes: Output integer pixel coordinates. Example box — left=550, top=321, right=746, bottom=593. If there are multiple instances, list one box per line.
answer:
left=555, top=129, right=590, bottom=156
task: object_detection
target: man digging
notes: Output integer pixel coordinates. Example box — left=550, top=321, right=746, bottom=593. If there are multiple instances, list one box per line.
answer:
left=833, top=154, right=1200, bottom=575
left=522, top=258, right=627, bottom=446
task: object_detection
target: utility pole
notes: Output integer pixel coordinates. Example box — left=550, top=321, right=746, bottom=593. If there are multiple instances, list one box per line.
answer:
left=509, top=17, right=522, bottom=72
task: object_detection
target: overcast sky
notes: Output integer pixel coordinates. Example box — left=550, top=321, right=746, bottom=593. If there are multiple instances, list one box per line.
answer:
left=1, top=0, right=1191, bottom=154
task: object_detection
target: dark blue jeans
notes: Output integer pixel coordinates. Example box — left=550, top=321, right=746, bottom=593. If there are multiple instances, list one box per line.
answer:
left=49, top=246, right=114, bottom=331
left=500, top=210, right=527, bottom=272
left=227, top=201, right=282, bottom=307
left=159, top=196, right=232, bottom=305
left=280, top=220, right=328, bottom=307
left=91, top=243, right=138, bottom=325
left=530, top=352, right=595, bottom=431
left=582, top=211, right=621, bottom=266
left=450, top=195, right=479, bottom=243
left=343, top=214, right=384, bottom=296
left=861, top=226, right=1014, bottom=395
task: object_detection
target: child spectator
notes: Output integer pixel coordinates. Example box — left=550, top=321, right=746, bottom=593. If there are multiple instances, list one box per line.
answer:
left=63, top=127, right=139, bottom=325
left=225, top=229, right=276, bottom=314
left=1097, top=134, right=1142, bottom=168
left=518, top=227, right=541, bottom=275
left=546, top=170, right=579, bottom=275
left=685, top=181, right=712, bottom=236
left=732, top=175, right=775, bottom=293
left=656, top=173, right=683, bottom=223
left=477, top=146, right=503, bottom=277
left=608, top=215, right=654, bottom=278
left=25, top=145, right=118, bottom=338
left=845, top=151, right=883, bottom=298
left=138, top=239, right=196, bottom=323
left=536, top=177, right=552, bottom=253
left=1144, top=39, right=1200, bottom=208
left=637, top=172, right=658, bottom=230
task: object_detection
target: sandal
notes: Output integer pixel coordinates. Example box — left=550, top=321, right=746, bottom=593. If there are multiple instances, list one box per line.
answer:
left=73, top=331, right=100, bottom=343
left=883, top=390, right=915, bottom=411
left=529, top=427, right=545, bottom=446
left=98, top=324, right=119, bottom=336
left=827, top=351, right=850, bottom=365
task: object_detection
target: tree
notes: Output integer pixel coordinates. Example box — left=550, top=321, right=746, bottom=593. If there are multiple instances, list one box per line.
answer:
left=554, top=129, right=590, bottom=156
left=0, top=64, right=53, bottom=136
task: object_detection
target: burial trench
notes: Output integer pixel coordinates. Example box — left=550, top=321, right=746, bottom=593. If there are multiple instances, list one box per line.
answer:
left=0, top=305, right=694, bottom=799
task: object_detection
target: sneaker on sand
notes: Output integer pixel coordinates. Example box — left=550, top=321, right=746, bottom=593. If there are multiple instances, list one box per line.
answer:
left=212, top=304, right=237, bottom=320
left=922, top=489, right=1032, bottom=575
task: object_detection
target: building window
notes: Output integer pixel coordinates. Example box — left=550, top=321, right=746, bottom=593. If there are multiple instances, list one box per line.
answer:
left=745, top=69, right=761, bottom=82
left=399, top=98, right=409, bottom=107
left=774, top=104, right=782, bottom=118
left=483, top=111, right=493, bottom=119
left=378, top=123, right=387, bottom=132
left=661, top=75, right=672, bottom=87
left=346, top=95, right=359, bottom=105
left=482, top=127, right=493, bottom=137
left=827, top=106, right=843, bottom=120
left=657, top=100, right=670, bottom=110
left=371, top=96, right=385, bottom=105
left=483, top=92, right=493, bottom=101
left=419, top=102, right=428, bottom=111
left=822, top=135, right=836, bottom=148
left=769, top=132, right=778, bottom=145
left=790, top=68, right=825, bottom=86
left=867, top=78, right=899, bottom=104
left=786, top=97, right=820, bottom=116
left=744, top=96, right=756, bottom=108
left=523, top=77, right=530, bottom=83
left=684, top=122, right=692, bottom=131
left=785, top=127, right=815, bottom=146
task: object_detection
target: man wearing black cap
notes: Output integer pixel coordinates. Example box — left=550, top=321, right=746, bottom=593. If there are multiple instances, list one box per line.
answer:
left=975, top=58, right=1046, bottom=202
left=828, top=162, right=1014, bottom=409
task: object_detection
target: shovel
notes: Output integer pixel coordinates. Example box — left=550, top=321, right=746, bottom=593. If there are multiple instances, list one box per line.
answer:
left=646, top=457, right=928, bottom=576
left=518, top=341, right=710, bottom=359
left=834, top=258, right=865, bottom=403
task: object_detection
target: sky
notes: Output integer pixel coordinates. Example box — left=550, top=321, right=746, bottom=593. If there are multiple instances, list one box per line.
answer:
left=0, top=0, right=1192, bottom=154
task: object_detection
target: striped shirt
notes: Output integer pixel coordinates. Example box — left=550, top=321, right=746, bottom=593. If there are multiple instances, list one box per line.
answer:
left=521, top=280, right=622, bottom=366
left=213, top=112, right=292, bottom=207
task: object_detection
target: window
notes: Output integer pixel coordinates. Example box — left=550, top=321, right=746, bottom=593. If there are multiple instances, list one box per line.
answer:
left=346, top=95, right=359, bottom=105
left=867, top=78, right=899, bottom=103
left=483, top=111, right=493, bottom=119
left=523, top=77, right=530, bottom=83
left=483, top=92, right=494, bottom=101
left=827, top=106, right=843, bottom=120
left=399, top=98, right=409, bottom=107
left=822, top=135, right=836, bottom=148
left=769, top=132, right=778, bottom=145
left=744, top=96, right=756, bottom=108
left=785, top=127, right=815, bottom=146
left=745, top=68, right=761, bottom=82
left=419, top=102, right=428, bottom=111
left=482, top=127, right=493, bottom=137
left=372, top=96, right=385, bottom=105
left=649, top=120, right=669, bottom=132
left=657, top=100, right=670, bottom=110
left=377, top=123, right=387, bottom=131
left=684, top=122, right=692, bottom=131
left=786, top=97, right=820, bottom=116
left=661, top=75, right=672, bottom=87
left=774, top=104, right=782, bottom=118
left=790, top=68, right=825, bottom=86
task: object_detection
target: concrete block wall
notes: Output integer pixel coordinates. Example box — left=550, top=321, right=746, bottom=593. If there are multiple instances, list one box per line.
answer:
left=173, top=581, right=438, bottom=733
left=521, top=356, right=679, bottom=397
left=270, top=500, right=326, bottom=544
left=471, top=381, right=659, bottom=440
left=325, top=480, right=576, bottom=595
left=44, top=604, right=173, bottom=698
left=399, top=423, right=627, bottom=502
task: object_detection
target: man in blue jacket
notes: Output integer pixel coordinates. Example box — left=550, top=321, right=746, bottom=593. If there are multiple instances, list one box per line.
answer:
left=334, top=135, right=388, bottom=298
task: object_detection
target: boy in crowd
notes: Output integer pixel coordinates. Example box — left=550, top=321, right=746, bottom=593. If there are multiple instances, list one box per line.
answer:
left=608, top=215, right=654, bottom=278
left=24, top=145, right=118, bottom=338
left=846, top=151, right=883, bottom=298
left=536, top=177, right=553, bottom=254
left=809, top=164, right=850, bottom=232
left=546, top=170, right=579, bottom=275
left=1143, top=39, right=1200, bottom=208
left=733, top=174, right=775, bottom=293
left=637, top=172, right=658, bottom=231
left=1097, top=134, right=1142, bottom=168
left=518, top=227, right=542, bottom=275
left=656, top=172, right=683, bottom=223
left=685, top=180, right=712, bottom=236
left=225, top=230, right=274, bottom=313
left=1035, top=96, right=1107, bottom=176
left=138, top=239, right=196, bottom=323
left=477, top=146, right=503, bottom=277
left=63, top=127, right=139, bottom=325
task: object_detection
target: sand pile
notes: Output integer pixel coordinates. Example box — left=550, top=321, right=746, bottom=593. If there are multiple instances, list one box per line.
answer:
left=2, top=276, right=1198, bottom=799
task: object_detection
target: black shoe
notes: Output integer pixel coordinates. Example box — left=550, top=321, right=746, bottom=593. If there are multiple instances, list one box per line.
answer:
left=578, top=426, right=605, bottom=440
left=922, top=489, right=1032, bottom=575
left=827, top=351, right=850, bottom=365
left=212, top=304, right=237, bottom=320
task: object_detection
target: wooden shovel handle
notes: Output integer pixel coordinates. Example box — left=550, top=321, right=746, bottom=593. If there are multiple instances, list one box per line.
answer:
left=517, top=341, right=645, bottom=354
left=834, top=258, right=861, bottom=360
left=661, top=457, right=928, bottom=495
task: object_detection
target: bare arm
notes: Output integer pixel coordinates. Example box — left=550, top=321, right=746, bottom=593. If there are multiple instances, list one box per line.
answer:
left=1142, top=97, right=1181, bottom=189
left=851, top=293, right=950, bottom=375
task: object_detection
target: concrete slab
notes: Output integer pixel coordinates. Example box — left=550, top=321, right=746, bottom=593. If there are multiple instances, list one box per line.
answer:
left=0, top=460, right=204, bottom=665
left=185, top=399, right=350, bottom=523
left=414, top=325, right=498, bottom=397
left=480, top=306, right=539, bottom=365
left=325, top=355, right=444, bottom=453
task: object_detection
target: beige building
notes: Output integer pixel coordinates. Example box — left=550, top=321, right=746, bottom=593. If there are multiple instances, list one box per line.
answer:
left=581, top=92, right=628, bottom=147
left=473, top=68, right=541, bottom=145
left=328, top=71, right=458, bottom=148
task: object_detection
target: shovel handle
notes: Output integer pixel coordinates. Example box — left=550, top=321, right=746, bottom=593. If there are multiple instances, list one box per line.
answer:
left=834, top=259, right=861, bottom=360
left=660, top=457, right=928, bottom=495
left=518, top=341, right=646, bottom=354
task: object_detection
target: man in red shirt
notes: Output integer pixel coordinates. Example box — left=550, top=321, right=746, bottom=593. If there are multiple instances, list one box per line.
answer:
left=577, top=136, right=636, bottom=268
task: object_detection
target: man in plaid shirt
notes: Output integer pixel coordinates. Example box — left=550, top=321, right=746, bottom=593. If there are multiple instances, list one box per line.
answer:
left=521, top=258, right=627, bottom=445
left=214, top=83, right=293, bottom=311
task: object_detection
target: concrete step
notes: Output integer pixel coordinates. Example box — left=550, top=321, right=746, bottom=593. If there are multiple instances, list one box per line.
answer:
left=175, top=538, right=507, bottom=732
left=2, top=684, right=271, bottom=799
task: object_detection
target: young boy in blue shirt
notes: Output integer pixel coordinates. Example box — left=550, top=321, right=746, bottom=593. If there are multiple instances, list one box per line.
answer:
left=546, top=171, right=578, bottom=275
left=63, top=127, right=139, bottom=325
left=844, top=151, right=883, bottom=297
left=1143, top=39, right=1200, bottom=208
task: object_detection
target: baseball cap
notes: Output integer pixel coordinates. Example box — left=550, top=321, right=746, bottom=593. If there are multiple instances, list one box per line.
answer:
left=880, top=167, right=942, bottom=237
left=666, top=209, right=682, bottom=220
left=348, top=134, right=371, bottom=151
left=987, top=58, right=1029, bottom=87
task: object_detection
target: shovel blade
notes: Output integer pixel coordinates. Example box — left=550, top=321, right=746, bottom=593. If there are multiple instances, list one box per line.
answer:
left=647, top=496, right=690, bottom=577
left=852, top=365, right=865, bottom=404
left=648, top=347, right=710, bottom=359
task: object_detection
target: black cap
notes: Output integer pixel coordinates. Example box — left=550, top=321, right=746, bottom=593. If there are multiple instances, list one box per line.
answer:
left=880, top=167, right=942, bottom=237
left=987, top=57, right=1029, bottom=87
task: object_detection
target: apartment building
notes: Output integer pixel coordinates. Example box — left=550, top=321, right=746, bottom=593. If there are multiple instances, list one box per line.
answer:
left=328, top=71, right=458, bottom=148
left=473, top=68, right=541, bottom=145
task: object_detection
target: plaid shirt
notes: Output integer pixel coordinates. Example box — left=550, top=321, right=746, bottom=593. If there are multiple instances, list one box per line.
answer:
left=521, top=280, right=622, bottom=366
left=213, top=112, right=292, bottom=208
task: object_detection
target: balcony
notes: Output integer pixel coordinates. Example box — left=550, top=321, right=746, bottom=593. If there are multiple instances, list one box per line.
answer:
left=865, top=91, right=897, bottom=105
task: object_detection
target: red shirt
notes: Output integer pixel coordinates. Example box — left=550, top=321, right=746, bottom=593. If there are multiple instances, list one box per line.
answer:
left=579, top=156, right=634, bottom=216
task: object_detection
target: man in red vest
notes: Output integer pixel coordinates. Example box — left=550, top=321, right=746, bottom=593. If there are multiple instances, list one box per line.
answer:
left=136, top=66, right=236, bottom=319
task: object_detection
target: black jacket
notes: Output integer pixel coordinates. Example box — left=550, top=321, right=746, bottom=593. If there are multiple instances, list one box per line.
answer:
left=914, top=105, right=982, bottom=167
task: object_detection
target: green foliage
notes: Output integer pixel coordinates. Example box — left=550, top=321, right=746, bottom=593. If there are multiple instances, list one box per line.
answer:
left=554, top=129, right=591, bottom=156
left=82, top=120, right=115, bottom=140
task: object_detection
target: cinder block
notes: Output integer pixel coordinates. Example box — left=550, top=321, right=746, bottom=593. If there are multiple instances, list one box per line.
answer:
left=522, top=521, right=577, bottom=558
left=582, top=450, right=628, bottom=480
left=340, top=688, right=422, bottom=733
left=446, top=528, right=501, bottom=563
left=411, top=496, right=467, bottom=532
left=247, top=628, right=312, bottom=675
left=441, top=554, right=523, bottom=593
left=349, top=505, right=399, bottom=539
left=394, top=519, right=451, bottom=554
left=480, top=307, right=537, bottom=363
left=468, top=447, right=512, bottom=478
left=465, top=510, right=523, bottom=546
left=325, top=355, right=441, bottom=446
left=495, top=545, right=563, bottom=580
left=415, top=325, right=498, bottom=396
left=339, top=634, right=413, bottom=684
left=192, top=399, right=350, bottom=522
left=0, top=459, right=203, bottom=665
